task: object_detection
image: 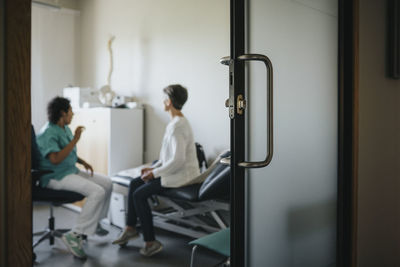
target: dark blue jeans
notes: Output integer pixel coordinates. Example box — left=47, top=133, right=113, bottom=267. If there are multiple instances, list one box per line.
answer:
left=126, top=177, right=164, bottom=242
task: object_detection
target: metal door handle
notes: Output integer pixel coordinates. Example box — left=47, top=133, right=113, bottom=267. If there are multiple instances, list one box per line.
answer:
left=237, top=54, right=273, bottom=168
left=220, top=56, right=230, bottom=66
left=219, top=54, right=273, bottom=168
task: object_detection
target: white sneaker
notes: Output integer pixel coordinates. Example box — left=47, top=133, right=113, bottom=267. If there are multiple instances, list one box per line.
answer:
left=139, top=240, right=163, bottom=257
left=61, top=231, right=86, bottom=259
left=112, top=228, right=139, bottom=245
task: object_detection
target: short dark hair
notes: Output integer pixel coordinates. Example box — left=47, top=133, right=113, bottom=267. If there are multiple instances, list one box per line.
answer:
left=47, top=96, right=71, bottom=124
left=163, top=84, right=188, bottom=110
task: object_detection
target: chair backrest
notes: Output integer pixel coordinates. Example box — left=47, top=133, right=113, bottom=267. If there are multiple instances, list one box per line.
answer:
left=195, top=142, right=208, bottom=172
left=31, top=125, right=42, bottom=170
left=31, top=125, right=45, bottom=186
left=189, top=228, right=230, bottom=257
left=198, top=151, right=230, bottom=201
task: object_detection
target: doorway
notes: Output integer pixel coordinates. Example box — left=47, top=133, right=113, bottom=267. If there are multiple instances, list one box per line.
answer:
left=0, top=0, right=357, bottom=266
left=31, top=0, right=231, bottom=266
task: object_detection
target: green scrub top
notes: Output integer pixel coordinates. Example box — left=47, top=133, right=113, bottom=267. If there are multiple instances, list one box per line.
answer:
left=36, top=122, right=79, bottom=187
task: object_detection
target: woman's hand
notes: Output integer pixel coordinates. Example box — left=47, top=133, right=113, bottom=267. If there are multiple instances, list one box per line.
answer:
left=82, top=162, right=94, bottom=177
left=141, top=167, right=154, bottom=175
left=48, top=128, right=83, bottom=165
left=78, top=158, right=93, bottom=176
left=74, top=126, right=85, bottom=142
left=141, top=170, right=154, bottom=182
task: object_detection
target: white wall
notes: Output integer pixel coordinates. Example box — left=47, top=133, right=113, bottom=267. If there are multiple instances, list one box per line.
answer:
left=357, top=0, right=400, bottom=266
left=78, top=0, right=230, bottom=162
left=31, top=4, right=80, bottom=131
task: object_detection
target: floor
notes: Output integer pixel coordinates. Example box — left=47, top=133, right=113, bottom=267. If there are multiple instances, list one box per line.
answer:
left=33, top=205, right=225, bottom=267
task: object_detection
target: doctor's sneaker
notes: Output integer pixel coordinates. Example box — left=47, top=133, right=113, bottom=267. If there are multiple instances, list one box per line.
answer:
left=112, top=228, right=139, bottom=245
left=140, top=240, right=163, bottom=257
left=62, top=231, right=87, bottom=259
left=95, top=224, right=109, bottom=236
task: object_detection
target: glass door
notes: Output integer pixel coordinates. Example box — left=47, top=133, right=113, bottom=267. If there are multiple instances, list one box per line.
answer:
left=227, top=0, right=338, bottom=266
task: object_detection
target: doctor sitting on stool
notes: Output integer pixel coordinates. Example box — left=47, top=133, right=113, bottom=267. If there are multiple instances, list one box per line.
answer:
left=36, top=96, right=113, bottom=259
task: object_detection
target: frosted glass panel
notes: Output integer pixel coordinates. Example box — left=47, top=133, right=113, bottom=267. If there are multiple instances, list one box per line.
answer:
left=246, top=0, right=338, bottom=266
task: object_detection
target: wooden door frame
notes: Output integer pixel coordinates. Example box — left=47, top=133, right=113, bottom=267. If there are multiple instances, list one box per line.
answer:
left=0, top=0, right=358, bottom=266
left=0, top=0, right=5, bottom=264
left=0, top=0, right=32, bottom=266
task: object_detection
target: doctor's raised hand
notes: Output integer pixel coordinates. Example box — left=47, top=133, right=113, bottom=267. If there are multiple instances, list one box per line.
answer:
left=74, top=126, right=85, bottom=141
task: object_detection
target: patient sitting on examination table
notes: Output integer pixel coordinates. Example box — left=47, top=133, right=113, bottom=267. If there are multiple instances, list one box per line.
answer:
left=112, top=84, right=200, bottom=257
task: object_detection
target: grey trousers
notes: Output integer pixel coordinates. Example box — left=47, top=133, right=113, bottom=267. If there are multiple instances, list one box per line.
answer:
left=47, top=171, right=113, bottom=235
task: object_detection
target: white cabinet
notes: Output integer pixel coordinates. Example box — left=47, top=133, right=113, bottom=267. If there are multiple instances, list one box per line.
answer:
left=70, top=107, right=143, bottom=176
left=109, top=192, right=127, bottom=229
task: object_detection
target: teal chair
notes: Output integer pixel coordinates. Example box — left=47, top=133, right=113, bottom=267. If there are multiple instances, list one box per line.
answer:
left=189, top=228, right=230, bottom=267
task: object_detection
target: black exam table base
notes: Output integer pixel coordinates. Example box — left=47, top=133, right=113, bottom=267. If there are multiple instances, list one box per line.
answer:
left=111, top=178, right=230, bottom=239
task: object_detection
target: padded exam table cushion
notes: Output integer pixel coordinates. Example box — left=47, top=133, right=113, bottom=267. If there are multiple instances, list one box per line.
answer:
left=112, top=151, right=231, bottom=202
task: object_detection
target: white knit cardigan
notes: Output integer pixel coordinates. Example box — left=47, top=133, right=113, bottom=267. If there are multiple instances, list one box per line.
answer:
left=152, top=116, right=200, bottom=188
